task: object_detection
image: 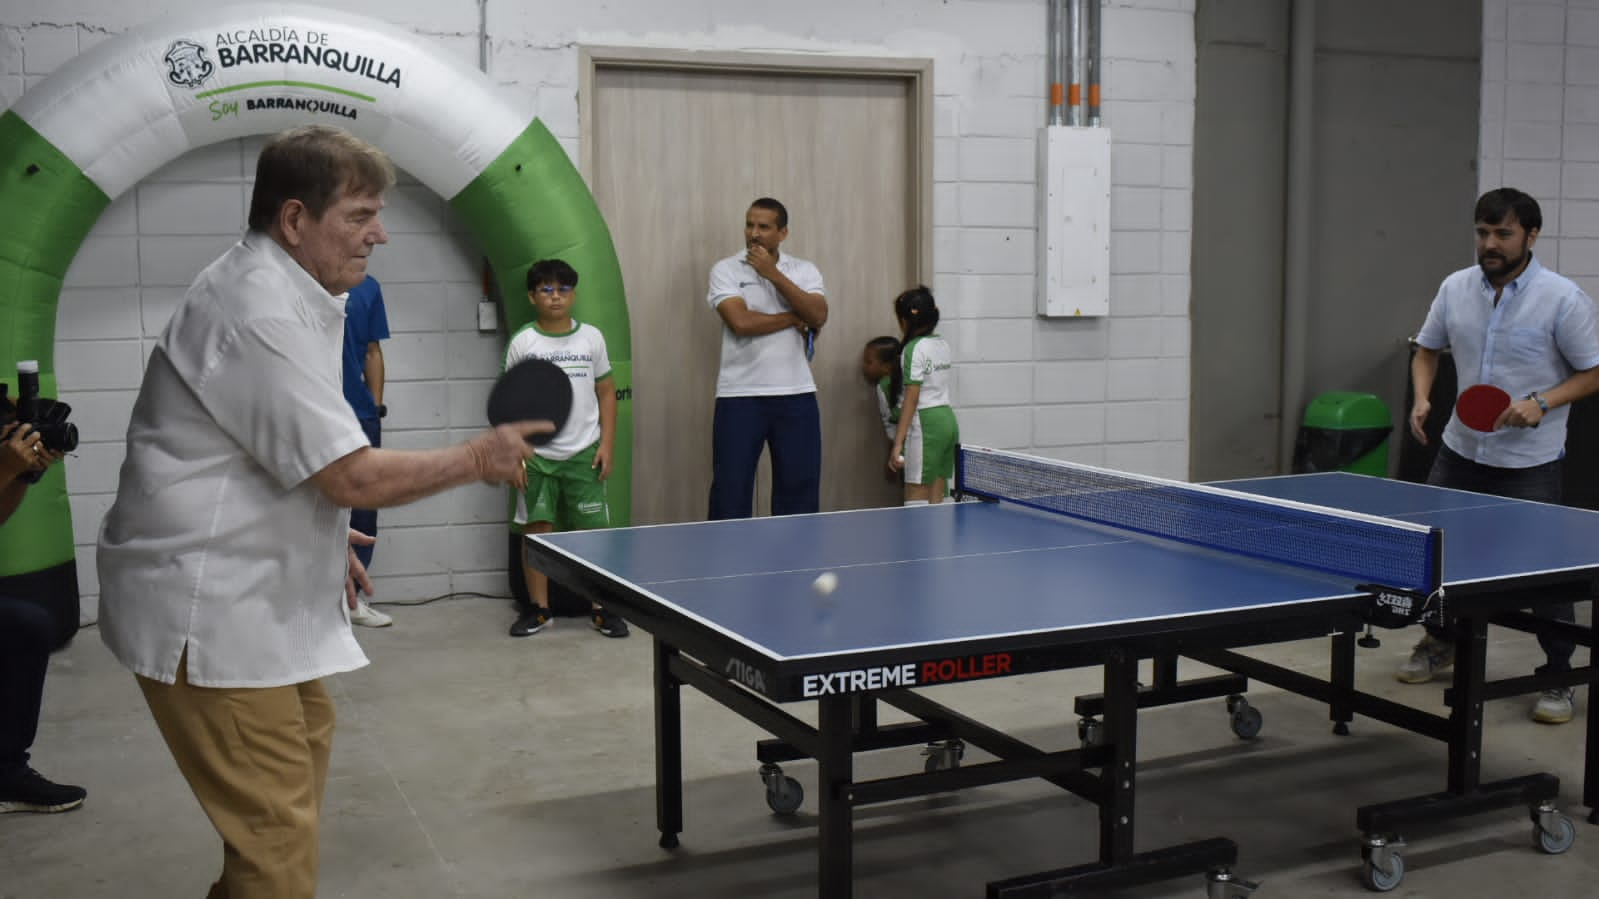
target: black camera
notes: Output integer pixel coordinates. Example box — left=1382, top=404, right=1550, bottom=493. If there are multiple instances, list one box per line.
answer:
left=1, top=360, right=79, bottom=454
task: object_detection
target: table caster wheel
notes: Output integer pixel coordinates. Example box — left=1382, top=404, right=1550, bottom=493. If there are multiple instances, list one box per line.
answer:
left=922, top=739, right=964, bottom=773
left=1534, top=813, right=1576, bottom=854
left=1205, top=867, right=1260, bottom=898
left=1361, top=851, right=1404, bottom=891
left=1077, top=717, right=1103, bottom=747
left=1360, top=834, right=1405, bottom=892
left=760, top=764, right=804, bottom=815
left=1226, top=695, right=1263, bottom=740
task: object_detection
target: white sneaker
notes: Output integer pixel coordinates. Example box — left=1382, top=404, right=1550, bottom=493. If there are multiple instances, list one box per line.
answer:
left=350, top=599, right=393, bottom=628
left=1532, top=688, right=1575, bottom=725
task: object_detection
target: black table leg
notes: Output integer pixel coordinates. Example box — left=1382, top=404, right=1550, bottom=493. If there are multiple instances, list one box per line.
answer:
left=1330, top=630, right=1355, bottom=736
left=817, top=695, right=855, bottom=898
left=654, top=638, right=683, bottom=849
left=1101, top=649, right=1138, bottom=865
left=1588, top=642, right=1599, bottom=825
left=1447, top=617, right=1488, bottom=795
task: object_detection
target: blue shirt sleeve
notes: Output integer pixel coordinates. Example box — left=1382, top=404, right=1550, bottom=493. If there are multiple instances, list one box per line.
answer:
left=366, top=279, right=390, bottom=343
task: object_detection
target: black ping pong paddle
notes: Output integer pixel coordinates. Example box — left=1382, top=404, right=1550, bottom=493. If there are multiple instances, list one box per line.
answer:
left=1456, top=383, right=1512, bottom=433
left=486, top=357, right=573, bottom=446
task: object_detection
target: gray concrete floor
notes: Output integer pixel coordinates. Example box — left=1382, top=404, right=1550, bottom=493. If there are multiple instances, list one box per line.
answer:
left=5, top=597, right=1598, bottom=899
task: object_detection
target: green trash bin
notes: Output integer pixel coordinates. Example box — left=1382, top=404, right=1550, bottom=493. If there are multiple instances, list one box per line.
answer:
left=1292, top=392, right=1392, bottom=476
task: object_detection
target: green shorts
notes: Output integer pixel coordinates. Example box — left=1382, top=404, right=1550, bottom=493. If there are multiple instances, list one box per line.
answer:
left=903, top=405, right=958, bottom=486
left=510, top=443, right=611, bottom=531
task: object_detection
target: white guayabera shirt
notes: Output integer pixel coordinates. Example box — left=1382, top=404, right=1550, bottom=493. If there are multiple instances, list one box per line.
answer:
left=98, top=231, right=371, bottom=688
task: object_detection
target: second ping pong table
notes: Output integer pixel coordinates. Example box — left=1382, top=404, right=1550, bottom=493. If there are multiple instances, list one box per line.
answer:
left=528, top=446, right=1598, bottom=897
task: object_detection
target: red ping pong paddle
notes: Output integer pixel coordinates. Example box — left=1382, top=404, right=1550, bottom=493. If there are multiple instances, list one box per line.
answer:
left=486, top=357, right=573, bottom=446
left=1456, top=383, right=1511, bottom=432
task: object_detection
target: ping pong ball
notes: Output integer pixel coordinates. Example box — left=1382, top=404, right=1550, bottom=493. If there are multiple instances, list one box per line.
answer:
left=812, top=572, right=838, bottom=596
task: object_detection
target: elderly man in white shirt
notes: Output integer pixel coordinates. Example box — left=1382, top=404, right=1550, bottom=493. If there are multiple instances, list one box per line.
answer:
left=1402, top=187, right=1599, bottom=725
left=97, top=125, right=546, bottom=899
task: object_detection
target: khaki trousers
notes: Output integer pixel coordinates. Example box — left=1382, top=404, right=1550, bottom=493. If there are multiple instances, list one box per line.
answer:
left=137, top=651, right=335, bottom=899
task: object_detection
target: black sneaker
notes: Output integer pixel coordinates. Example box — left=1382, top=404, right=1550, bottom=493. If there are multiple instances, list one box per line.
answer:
left=508, top=606, right=552, bottom=638
left=0, top=766, right=86, bottom=814
left=591, top=607, right=629, bottom=638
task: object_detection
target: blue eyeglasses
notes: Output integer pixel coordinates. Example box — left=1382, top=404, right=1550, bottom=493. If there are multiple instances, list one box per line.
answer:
left=536, top=285, right=574, bottom=295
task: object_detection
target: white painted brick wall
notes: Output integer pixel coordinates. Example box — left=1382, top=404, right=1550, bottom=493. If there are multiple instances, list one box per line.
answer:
left=958, top=405, right=1033, bottom=449
left=1569, top=6, right=1599, bottom=45
left=1108, top=274, right=1162, bottom=317
left=946, top=273, right=1035, bottom=319
left=1105, top=441, right=1186, bottom=480
left=958, top=182, right=1035, bottom=229
left=1161, top=273, right=1189, bottom=316
left=1510, top=4, right=1568, bottom=44
left=1106, top=401, right=1163, bottom=443
left=955, top=228, right=1035, bottom=274
left=957, top=363, right=1035, bottom=407
left=1112, top=186, right=1163, bottom=231
left=957, top=137, right=1034, bottom=182
left=1110, top=231, right=1161, bottom=274
left=20, top=25, right=81, bottom=73
left=1034, top=404, right=1107, bottom=446
left=1106, top=316, right=1164, bottom=359
left=1107, top=358, right=1163, bottom=401
left=1562, top=237, right=1599, bottom=274
left=1, top=0, right=1199, bottom=617
left=1484, top=0, right=1599, bottom=299
left=1033, top=360, right=1108, bottom=404
left=1567, top=161, right=1599, bottom=198
left=1035, top=319, right=1109, bottom=360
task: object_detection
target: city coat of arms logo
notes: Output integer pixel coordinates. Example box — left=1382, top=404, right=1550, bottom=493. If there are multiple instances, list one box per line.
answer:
left=164, top=40, right=214, bottom=88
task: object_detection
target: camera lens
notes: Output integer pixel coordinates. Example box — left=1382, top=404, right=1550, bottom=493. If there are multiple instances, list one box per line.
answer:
left=44, top=422, right=79, bottom=454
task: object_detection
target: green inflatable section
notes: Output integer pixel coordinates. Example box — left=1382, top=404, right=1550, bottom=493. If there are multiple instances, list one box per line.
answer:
left=0, top=110, right=111, bottom=579
left=453, top=120, right=634, bottom=528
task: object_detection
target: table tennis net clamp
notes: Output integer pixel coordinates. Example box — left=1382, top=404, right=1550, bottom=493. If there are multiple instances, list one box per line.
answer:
left=954, top=445, right=1446, bottom=628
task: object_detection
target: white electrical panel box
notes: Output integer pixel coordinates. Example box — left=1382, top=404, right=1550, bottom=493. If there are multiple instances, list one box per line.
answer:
left=1036, top=126, right=1112, bottom=317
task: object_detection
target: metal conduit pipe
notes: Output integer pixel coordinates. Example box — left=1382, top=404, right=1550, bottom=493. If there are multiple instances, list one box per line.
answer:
left=1066, top=0, right=1080, bottom=126
left=478, top=0, right=489, bottom=71
left=1279, top=0, right=1316, bottom=472
left=1086, top=0, right=1102, bottom=126
left=1048, top=0, right=1064, bottom=125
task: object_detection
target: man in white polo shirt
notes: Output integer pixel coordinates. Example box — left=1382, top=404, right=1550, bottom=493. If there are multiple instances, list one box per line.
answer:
left=705, top=197, right=829, bottom=519
left=96, top=125, right=545, bottom=898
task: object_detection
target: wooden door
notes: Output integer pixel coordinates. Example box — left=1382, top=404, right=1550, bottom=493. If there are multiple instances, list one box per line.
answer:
left=588, top=54, right=928, bottom=523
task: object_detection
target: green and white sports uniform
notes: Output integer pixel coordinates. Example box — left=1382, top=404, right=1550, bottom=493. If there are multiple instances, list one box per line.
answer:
left=900, top=334, right=958, bottom=486
left=503, top=321, right=613, bottom=530
left=875, top=376, right=900, bottom=441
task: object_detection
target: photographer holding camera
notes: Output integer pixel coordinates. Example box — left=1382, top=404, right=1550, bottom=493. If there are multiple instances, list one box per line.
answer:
left=0, top=413, right=85, bottom=813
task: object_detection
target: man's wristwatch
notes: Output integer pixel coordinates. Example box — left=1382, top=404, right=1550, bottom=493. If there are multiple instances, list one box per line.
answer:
left=1527, top=392, right=1549, bottom=413
left=377, top=404, right=388, bottom=419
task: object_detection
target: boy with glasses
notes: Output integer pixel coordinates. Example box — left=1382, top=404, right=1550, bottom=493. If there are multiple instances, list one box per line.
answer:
left=504, top=259, right=627, bottom=639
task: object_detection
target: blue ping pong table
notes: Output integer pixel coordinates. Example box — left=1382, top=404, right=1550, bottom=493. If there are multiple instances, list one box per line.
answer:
left=527, top=446, right=1599, bottom=898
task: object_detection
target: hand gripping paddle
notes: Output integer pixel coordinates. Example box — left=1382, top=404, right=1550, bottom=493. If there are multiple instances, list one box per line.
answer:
left=1455, top=383, right=1512, bottom=433
left=486, top=357, right=573, bottom=446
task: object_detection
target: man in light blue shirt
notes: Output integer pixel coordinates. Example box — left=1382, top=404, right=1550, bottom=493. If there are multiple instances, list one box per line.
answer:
left=1402, top=188, right=1599, bottom=724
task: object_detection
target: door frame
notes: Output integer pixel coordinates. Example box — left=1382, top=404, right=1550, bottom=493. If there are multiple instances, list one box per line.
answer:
left=577, top=45, right=935, bottom=283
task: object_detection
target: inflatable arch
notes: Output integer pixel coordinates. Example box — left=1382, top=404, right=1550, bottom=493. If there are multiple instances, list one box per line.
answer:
left=0, top=5, right=633, bottom=645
